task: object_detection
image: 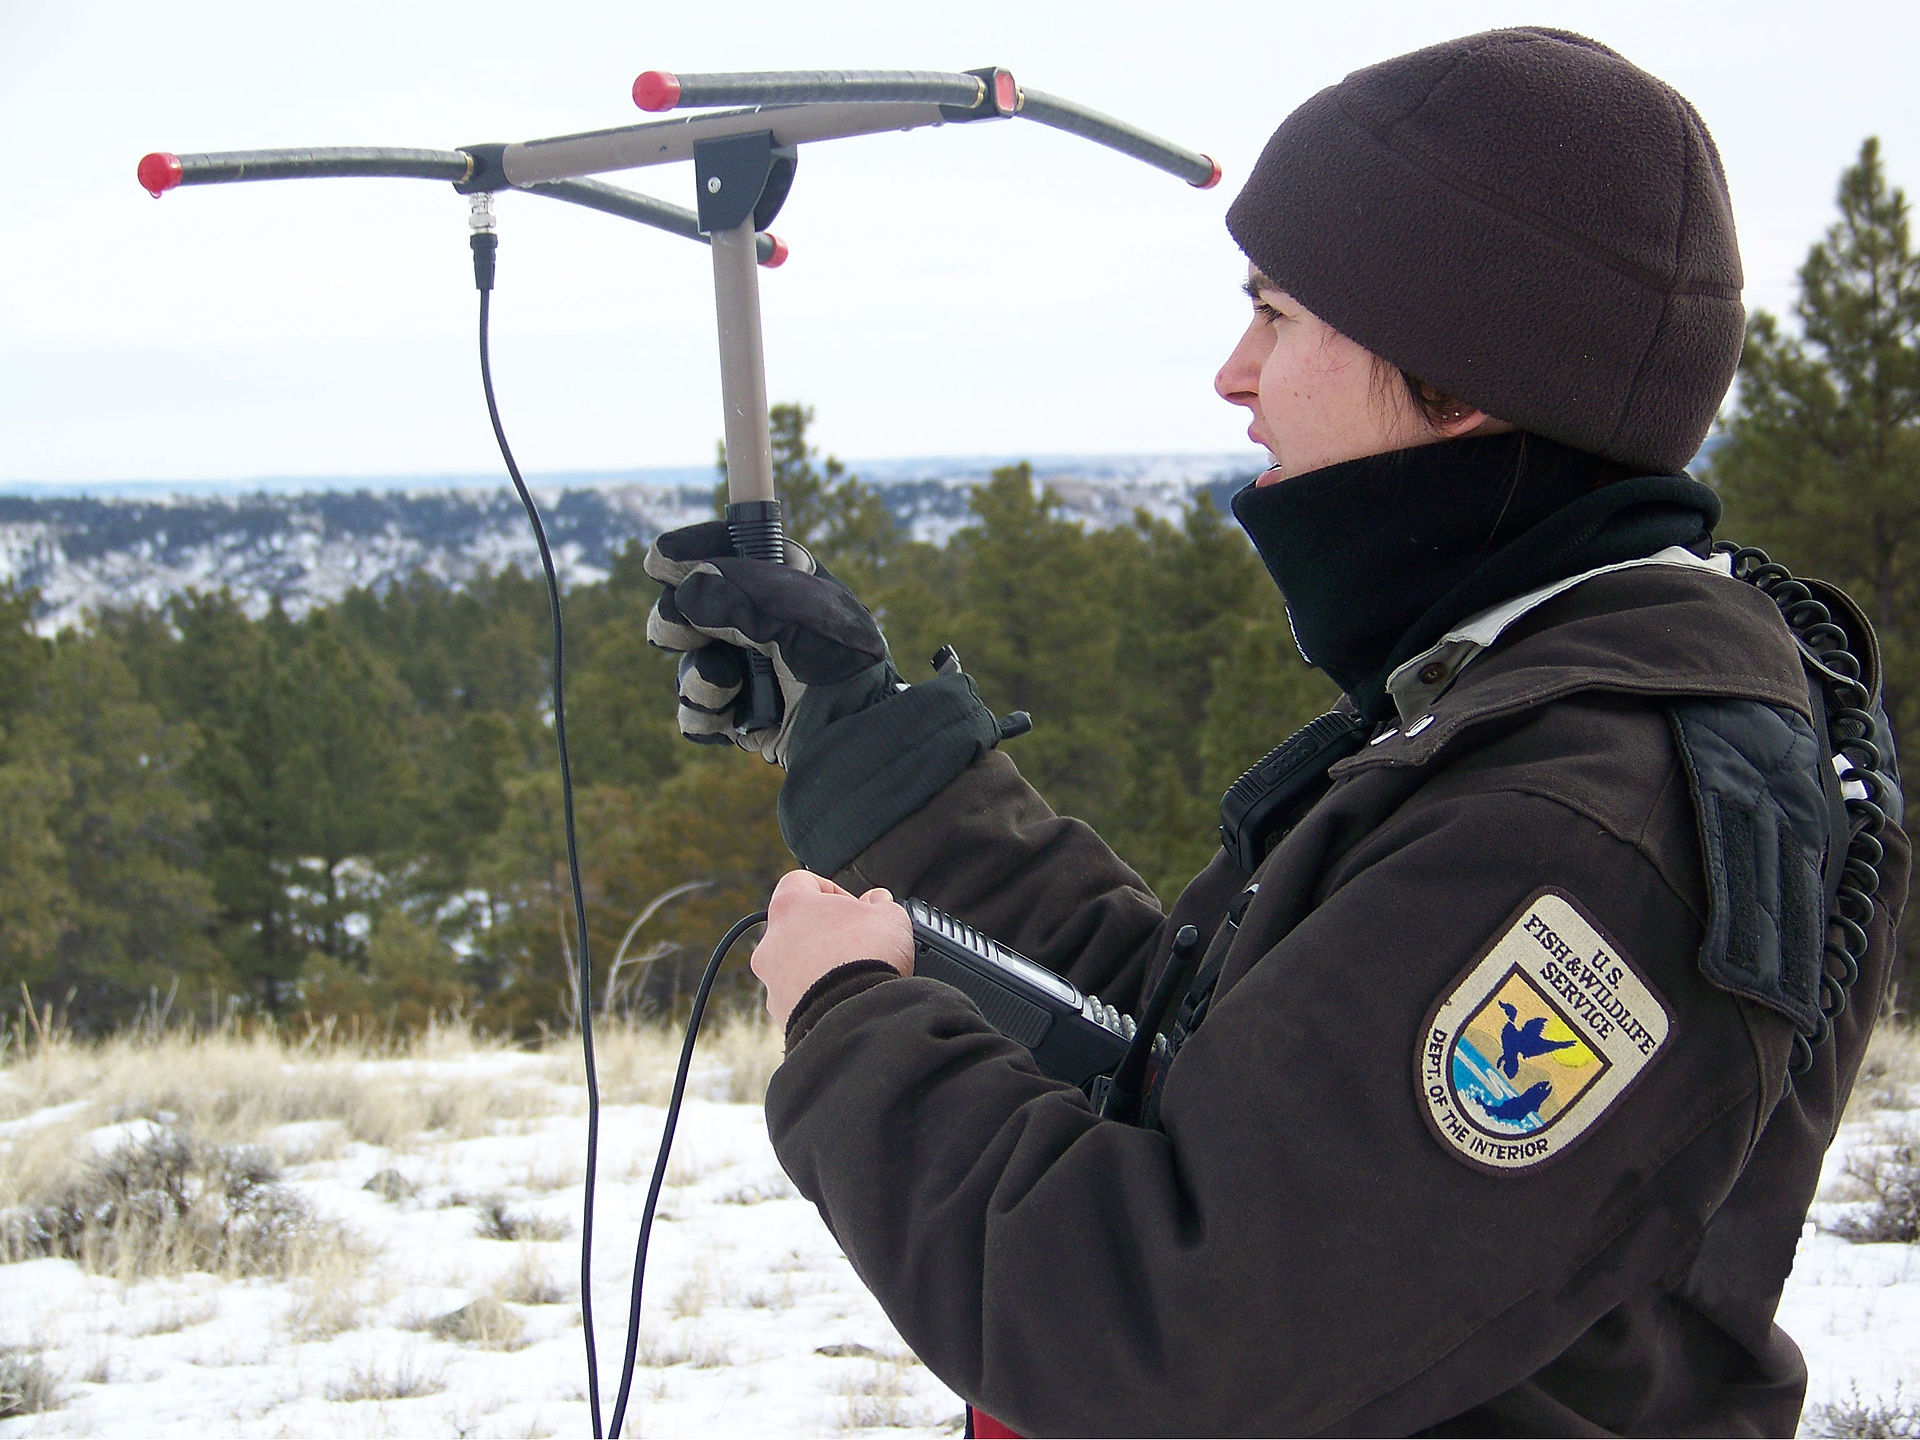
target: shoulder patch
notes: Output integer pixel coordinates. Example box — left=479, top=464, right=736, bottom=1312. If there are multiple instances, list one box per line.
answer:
left=1418, top=889, right=1671, bottom=1173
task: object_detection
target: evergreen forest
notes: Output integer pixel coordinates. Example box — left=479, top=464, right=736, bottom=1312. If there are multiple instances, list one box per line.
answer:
left=5, top=139, right=1918, bottom=1033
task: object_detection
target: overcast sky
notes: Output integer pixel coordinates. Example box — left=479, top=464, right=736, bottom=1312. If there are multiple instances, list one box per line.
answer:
left=1, top=0, right=1915, bottom=487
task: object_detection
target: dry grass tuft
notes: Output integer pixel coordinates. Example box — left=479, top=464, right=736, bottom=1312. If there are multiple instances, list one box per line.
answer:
left=0, top=1013, right=568, bottom=1159
left=473, top=1196, right=572, bottom=1243
left=428, top=1295, right=527, bottom=1350
left=734, top=1275, right=798, bottom=1311
left=834, top=1358, right=927, bottom=1432
left=579, top=1024, right=685, bottom=1106
left=0, top=1119, right=93, bottom=1215
left=1803, top=1381, right=1920, bottom=1437
left=492, top=1247, right=572, bottom=1306
left=284, top=1244, right=381, bottom=1339
left=122, top=1295, right=219, bottom=1336
left=2, top=1127, right=353, bottom=1281
left=270, top=1120, right=345, bottom=1166
left=710, top=1011, right=783, bottom=1104
left=515, top=1159, right=582, bottom=1195
left=670, top=1264, right=714, bottom=1321
left=720, top=1176, right=796, bottom=1205
left=571, top=1012, right=783, bottom=1106
left=326, top=1348, right=446, bottom=1402
left=635, top=1330, right=737, bottom=1369
left=75, top=1350, right=117, bottom=1386
left=1828, top=1121, right=1920, bottom=1244
left=1848, top=1020, right=1920, bottom=1123
left=663, top=1152, right=716, bottom=1189
left=0, top=1348, right=61, bottom=1418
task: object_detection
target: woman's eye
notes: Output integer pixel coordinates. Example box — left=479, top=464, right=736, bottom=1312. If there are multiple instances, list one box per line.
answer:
left=1253, top=301, right=1282, bottom=323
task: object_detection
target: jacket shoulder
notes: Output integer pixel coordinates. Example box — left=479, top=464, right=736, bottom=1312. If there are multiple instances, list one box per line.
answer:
left=1340, top=564, right=1811, bottom=784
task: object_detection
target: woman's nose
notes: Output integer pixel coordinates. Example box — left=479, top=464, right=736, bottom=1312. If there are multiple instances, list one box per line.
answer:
left=1216, top=322, right=1263, bottom=406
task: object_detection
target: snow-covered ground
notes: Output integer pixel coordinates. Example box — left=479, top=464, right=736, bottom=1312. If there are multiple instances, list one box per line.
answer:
left=1785, top=1090, right=1920, bottom=1431
left=0, top=1036, right=965, bottom=1439
left=1, top=1028, right=1916, bottom=1438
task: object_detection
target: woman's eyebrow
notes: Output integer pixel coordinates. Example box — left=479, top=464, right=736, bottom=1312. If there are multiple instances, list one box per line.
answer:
left=1242, top=270, right=1281, bottom=301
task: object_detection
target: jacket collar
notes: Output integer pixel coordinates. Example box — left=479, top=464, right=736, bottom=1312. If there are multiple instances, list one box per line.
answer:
left=1381, top=546, right=1730, bottom=727
left=1230, top=435, right=1719, bottom=720
left=1336, top=559, right=1809, bottom=777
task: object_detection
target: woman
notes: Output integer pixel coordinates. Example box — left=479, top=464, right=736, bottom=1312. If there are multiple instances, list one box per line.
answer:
left=646, top=28, right=1908, bottom=1435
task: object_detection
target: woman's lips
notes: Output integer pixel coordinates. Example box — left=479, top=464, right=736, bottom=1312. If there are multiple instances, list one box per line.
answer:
left=1248, top=426, right=1281, bottom=485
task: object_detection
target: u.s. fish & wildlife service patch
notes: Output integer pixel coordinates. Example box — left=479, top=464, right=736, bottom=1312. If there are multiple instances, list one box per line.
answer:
left=1418, top=889, right=1670, bottom=1172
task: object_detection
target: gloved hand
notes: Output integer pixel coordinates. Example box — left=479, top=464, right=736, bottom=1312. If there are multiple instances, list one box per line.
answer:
left=644, top=520, right=899, bottom=766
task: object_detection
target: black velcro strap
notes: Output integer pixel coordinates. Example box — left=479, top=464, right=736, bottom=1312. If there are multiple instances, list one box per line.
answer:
left=778, top=673, right=1003, bottom=875
left=1669, top=699, right=1829, bottom=1032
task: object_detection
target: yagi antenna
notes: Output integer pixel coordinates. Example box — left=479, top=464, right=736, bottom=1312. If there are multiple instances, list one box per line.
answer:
left=140, top=67, right=1216, bottom=729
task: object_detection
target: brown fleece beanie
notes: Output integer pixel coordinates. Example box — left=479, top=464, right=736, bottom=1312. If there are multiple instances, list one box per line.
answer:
left=1226, top=28, right=1743, bottom=474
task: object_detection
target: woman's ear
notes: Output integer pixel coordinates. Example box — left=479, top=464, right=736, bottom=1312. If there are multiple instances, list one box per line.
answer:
left=1434, top=405, right=1514, bottom=440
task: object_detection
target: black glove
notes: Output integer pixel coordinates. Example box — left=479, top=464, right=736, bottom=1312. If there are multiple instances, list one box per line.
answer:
left=644, top=520, right=898, bottom=765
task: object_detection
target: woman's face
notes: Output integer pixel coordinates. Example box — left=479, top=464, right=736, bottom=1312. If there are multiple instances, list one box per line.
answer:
left=1215, top=269, right=1460, bottom=486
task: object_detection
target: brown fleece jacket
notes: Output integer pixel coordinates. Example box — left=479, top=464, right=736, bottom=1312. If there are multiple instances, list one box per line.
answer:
left=768, top=564, right=1907, bottom=1437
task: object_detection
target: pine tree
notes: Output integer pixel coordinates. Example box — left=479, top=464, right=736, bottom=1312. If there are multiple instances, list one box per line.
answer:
left=1099, top=499, right=1255, bottom=886
left=563, top=541, right=687, bottom=793
left=1709, top=137, right=1920, bottom=1005
left=159, top=593, right=311, bottom=1009
left=1710, top=138, right=1920, bottom=730
left=950, top=464, right=1133, bottom=833
left=22, top=636, right=218, bottom=1028
left=277, top=613, right=416, bottom=960
left=574, top=758, right=789, bottom=1024
left=0, top=587, right=66, bottom=998
left=465, top=763, right=573, bottom=1034
left=301, top=906, right=470, bottom=1034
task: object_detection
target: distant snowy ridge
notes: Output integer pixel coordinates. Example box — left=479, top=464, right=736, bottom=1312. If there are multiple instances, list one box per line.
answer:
left=0, top=453, right=1263, bottom=631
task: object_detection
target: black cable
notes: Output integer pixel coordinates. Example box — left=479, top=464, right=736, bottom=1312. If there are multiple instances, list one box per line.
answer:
left=609, top=909, right=768, bottom=1439
left=1720, top=543, right=1894, bottom=1076
left=472, top=229, right=608, bottom=1437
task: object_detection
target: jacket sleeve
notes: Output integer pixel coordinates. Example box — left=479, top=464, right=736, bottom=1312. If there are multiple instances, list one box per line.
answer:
left=830, top=748, right=1245, bottom=1008
left=765, top=783, right=1766, bottom=1437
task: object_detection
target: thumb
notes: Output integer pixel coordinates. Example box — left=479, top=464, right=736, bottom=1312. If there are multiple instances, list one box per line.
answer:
left=772, top=869, right=842, bottom=900
left=858, top=887, right=895, bottom=907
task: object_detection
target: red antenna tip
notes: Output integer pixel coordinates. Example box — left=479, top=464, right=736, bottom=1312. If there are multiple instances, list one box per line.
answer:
left=760, top=234, right=789, bottom=269
left=633, top=71, right=682, bottom=112
left=1195, top=155, right=1222, bottom=190
left=138, top=152, right=183, bottom=197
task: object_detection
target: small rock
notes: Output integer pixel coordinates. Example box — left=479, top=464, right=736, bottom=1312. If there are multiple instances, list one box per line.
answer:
left=362, top=1169, right=417, bottom=1202
left=429, top=1296, right=525, bottom=1349
left=815, top=1343, right=880, bottom=1359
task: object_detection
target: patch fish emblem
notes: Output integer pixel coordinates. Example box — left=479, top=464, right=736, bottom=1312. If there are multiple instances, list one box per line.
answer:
left=1419, top=890, right=1671, bottom=1172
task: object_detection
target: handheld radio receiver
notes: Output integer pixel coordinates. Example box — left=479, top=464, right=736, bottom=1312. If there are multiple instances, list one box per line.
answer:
left=902, top=897, right=1135, bottom=1089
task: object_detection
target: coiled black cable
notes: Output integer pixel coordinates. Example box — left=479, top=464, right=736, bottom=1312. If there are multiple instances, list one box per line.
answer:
left=1720, top=543, right=1896, bottom=1074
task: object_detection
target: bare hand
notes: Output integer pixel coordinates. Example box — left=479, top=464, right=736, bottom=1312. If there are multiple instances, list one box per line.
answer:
left=751, top=870, right=914, bottom=1029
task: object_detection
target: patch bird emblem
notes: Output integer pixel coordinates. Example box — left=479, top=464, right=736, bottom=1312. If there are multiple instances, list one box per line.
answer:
left=1477, top=1079, right=1555, bottom=1124
left=1496, top=1001, right=1579, bottom=1078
